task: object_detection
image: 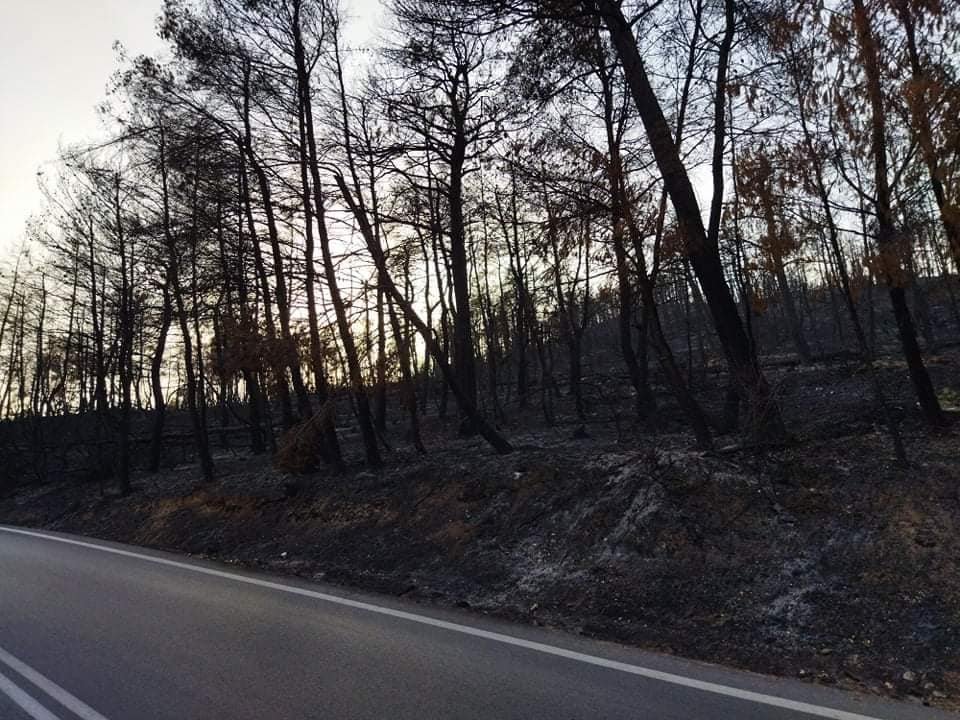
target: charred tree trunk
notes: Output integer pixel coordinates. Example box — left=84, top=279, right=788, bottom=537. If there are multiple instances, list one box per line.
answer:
left=853, top=0, right=943, bottom=427
left=895, top=0, right=960, bottom=272
left=318, top=30, right=383, bottom=467
left=149, top=279, right=173, bottom=472
left=337, top=174, right=513, bottom=454
left=159, top=122, right=214, bottom=482
left=387, top=296, right=426, bottom=453
left=448, top=116, right=479, bottom=433
left=594, top=0, right=783, bottom=440
left=293, top=69, right=342, bottom=466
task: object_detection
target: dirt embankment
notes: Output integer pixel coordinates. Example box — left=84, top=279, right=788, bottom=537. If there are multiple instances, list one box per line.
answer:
left=3, top=413, right=959, bottom=711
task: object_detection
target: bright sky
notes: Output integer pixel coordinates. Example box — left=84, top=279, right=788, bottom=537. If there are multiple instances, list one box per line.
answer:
left=0, top=0, right=380, bottom=255
left=0, top=1, right=165, bottom=252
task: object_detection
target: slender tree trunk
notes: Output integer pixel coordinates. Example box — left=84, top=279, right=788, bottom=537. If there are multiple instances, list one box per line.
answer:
left=448, top=121, right=479, bottom=433
left=188, top=153, right=212, bottom=478
left=594, top=0, right=783, bottom=439
left=387, top=296, right=425, bottom=453
left=114, top=174, right=133, bottom=494
left=149, top=279, right=173, bottom=472
left=895, top=0, right=960, bottom=272
left=337, top=175, right=513, bottom=454
left=158, top=122, right=214, bottom=482
left=239, top=146, right=294, bottom=430
left=314, top=29, right=383, bottom=467
left=760, top=198, right=811, bottom=362
left=294, top=75, right=342, bottom=466
left=853, top=0, right=943, bottom=426
left=233, top=164, right=267, bottom=454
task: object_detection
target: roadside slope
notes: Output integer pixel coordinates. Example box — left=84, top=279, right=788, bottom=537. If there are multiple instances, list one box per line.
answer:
left=2, top=419, right=958, bottom=711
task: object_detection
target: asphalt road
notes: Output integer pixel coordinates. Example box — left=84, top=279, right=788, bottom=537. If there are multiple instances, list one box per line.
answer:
left=0, top=525, right=952, bottom=720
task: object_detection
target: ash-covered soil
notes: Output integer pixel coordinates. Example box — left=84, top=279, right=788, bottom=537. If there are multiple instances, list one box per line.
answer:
left=2, top=350, right=959, bottom=711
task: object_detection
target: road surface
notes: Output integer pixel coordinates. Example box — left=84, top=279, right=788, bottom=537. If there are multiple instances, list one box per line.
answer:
left=0, top=525, right=952, bottom=720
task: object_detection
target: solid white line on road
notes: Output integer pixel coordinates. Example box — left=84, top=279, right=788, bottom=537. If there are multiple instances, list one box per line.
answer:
left=0, top=646, right=110, bottom=720
left=0, top=526, right=887, bottom=720
left=0, top=667, right=62, bottom=720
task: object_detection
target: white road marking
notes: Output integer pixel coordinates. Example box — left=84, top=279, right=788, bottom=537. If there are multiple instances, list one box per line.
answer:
left=0, top=646, right=110, bottom=720
left=0, top=526, right=887, bottom=720
left=0, top=667, right=62, bottom=720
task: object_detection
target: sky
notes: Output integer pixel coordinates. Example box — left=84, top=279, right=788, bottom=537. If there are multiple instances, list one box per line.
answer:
left=0, top=0, right=381, bottom=256
left=0, top=1, right=166, bottom=252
